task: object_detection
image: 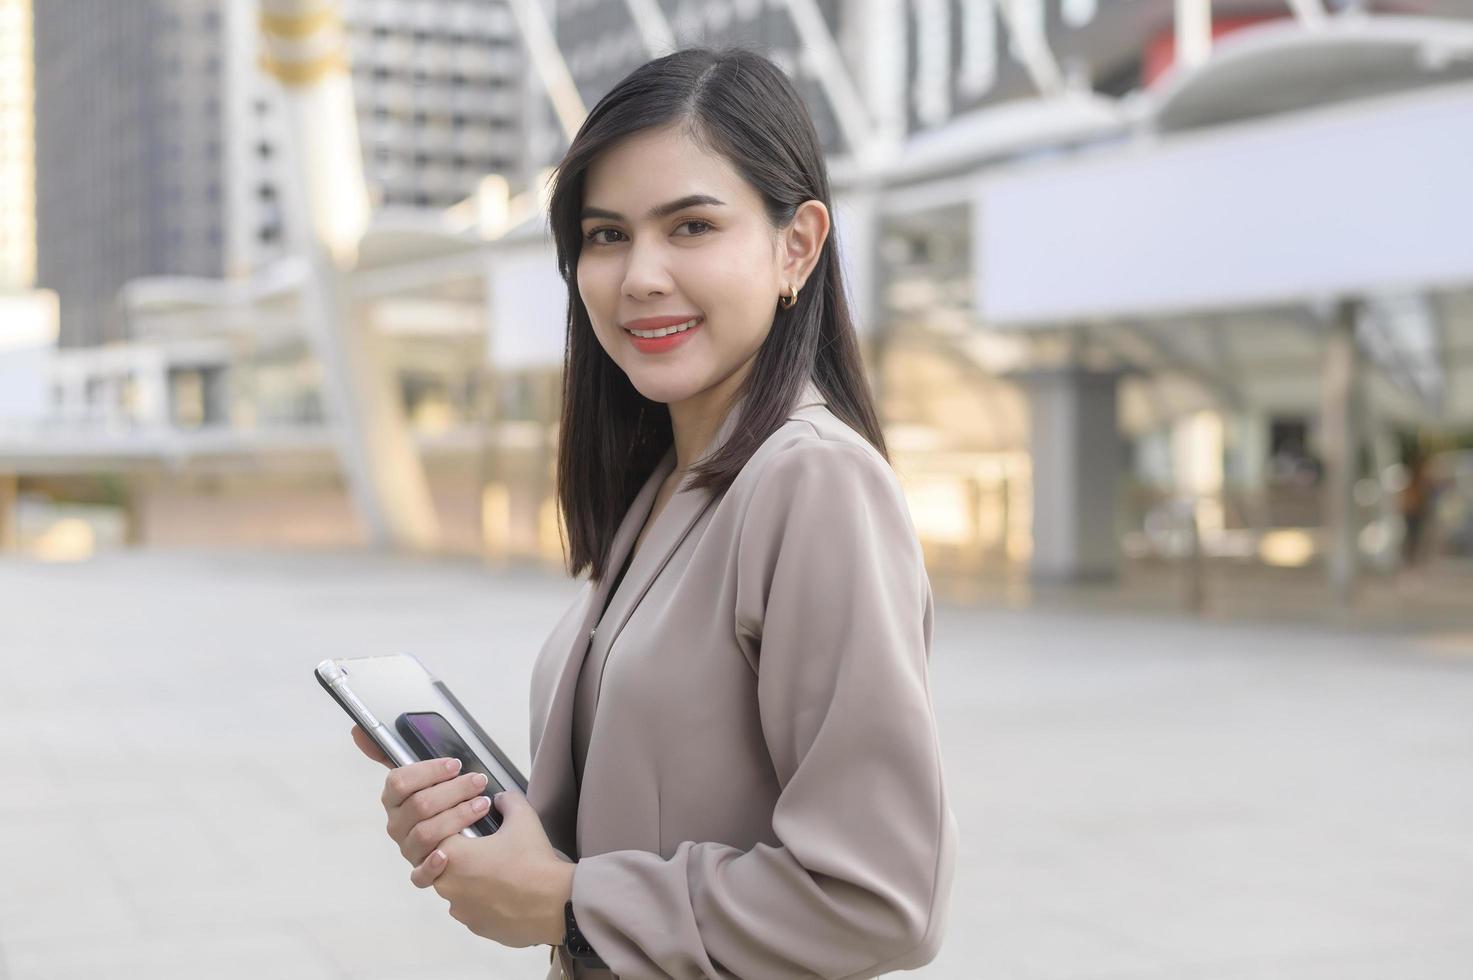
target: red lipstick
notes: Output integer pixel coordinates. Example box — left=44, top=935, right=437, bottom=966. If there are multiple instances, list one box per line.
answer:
left=622, top=315, right=703, bottom=354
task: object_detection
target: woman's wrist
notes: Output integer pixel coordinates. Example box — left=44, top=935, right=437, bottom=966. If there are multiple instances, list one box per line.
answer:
left=543, top=859, right=577, bottom=946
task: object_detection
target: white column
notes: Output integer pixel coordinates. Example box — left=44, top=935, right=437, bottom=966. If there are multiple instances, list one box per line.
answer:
left=1174, top=0, right=1212, bottom=71
left=912, top=0, right=951, bottom=127
left=851, top=0, right=908, bottom=148
left=260, top=0, right=440, bottom=550
left=1017, top=367, right=1123, bottom=582
left=1321, top=300, right=1364, bottom=604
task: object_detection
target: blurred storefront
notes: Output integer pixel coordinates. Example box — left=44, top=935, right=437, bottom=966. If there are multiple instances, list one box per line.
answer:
left=5, top=1, right=1473, bottom=618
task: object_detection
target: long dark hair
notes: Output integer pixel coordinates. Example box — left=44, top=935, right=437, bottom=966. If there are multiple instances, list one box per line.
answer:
left=548, top=47, right=887, bottom=581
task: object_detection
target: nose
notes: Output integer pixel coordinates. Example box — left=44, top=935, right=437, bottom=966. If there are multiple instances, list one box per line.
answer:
left=620, top=235, right=673, bottom=301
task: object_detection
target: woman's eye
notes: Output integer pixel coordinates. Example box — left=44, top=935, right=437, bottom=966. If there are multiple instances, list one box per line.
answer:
left=585, top=228, right=625, bottom=245
left=583, top=221, right=710, bottom=246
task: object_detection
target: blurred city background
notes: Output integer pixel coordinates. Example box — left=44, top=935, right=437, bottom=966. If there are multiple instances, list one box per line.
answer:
left=1, top=0, right=1471, bottom=978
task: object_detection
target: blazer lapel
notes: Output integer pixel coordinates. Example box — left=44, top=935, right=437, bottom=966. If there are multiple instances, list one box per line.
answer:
left=527, top=449, right=673, bottom=853
left=585, top=456, right=716, bottom=664
left=585, top=377, right=829, bottom=693
left=526, top=377, right=828, bottom=853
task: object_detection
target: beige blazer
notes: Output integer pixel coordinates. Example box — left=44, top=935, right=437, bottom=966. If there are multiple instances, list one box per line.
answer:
left=530, top=378, right=958, bottom=979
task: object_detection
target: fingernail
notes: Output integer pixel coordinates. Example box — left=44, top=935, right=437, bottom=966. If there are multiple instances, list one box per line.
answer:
left=472, top=796, right=490, bottom=810
left=444, top=759, right=461, bottom=774
left=472, top=773, right=488, bottom=789
left=433, top=849, right=446, bottom=863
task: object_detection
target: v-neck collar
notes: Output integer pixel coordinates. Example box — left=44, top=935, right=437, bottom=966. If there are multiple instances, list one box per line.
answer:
left=597, top=373, right=827, bottom=610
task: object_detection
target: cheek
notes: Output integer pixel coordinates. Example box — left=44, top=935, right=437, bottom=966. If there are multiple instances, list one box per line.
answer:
left=574, top=258, right=599, bottom=315
left=685, top=246, right=775, bottom=344
left=576, top=259, right=620, bottom=342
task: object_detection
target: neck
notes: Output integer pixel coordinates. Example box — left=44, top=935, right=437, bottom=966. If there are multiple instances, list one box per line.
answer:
left=666, top=359, right=754, bottom=474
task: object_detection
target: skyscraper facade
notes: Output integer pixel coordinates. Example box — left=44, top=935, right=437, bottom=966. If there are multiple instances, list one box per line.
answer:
left=33, top=0, right=527, bottom=349
left=34, top=0, right=235, bottom=347
left=343, top=0, right=527, bottom=211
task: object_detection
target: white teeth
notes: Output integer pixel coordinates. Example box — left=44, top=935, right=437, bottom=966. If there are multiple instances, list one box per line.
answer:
left=628, top=317, right=700, bottom=339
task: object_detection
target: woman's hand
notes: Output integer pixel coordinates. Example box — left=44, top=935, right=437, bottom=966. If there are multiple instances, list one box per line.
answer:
left=350, top=724, right=392, bottom=767
left=350, top=725, right=493, bottom=889
left=432, top=791, right=576, bottom=948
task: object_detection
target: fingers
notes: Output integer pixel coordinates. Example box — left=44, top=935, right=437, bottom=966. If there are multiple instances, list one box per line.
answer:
left=397, top=790, right=493, bottom=866
left=489, top=789, right=530, bottom=825
left=409, top=846, right=449, bottom=889
left=350, top=726, right=394, bottom=768
left=390, top=769, right=489, bottom=828
left=382, top=767, right=491, bottom=865
left=491, top=789, right=528, bottom=820
left=381, top=756, right=463, bottom=810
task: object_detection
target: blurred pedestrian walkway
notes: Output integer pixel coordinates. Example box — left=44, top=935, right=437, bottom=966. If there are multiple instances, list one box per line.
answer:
left=0, top=549, right=1469, bottom=979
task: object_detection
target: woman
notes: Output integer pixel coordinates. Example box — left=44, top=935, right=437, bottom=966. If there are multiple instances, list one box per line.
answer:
left=355, top=47, right=957, bottom=978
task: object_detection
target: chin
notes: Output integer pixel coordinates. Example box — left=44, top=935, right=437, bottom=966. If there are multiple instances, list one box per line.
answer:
left=626, top=375, right=702, bottom=406
left=619, top=361, right=710, bottom=406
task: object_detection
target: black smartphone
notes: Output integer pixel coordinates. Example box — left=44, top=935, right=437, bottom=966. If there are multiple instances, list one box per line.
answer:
left=395, top=710, right=507, bottom=834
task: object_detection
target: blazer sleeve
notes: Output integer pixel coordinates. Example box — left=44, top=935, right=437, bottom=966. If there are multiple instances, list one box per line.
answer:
left=569, top=438, right=959, bottom=979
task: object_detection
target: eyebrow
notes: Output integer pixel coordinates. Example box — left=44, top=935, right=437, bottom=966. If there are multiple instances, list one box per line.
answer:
left=580, top=194, right=727, bottom=223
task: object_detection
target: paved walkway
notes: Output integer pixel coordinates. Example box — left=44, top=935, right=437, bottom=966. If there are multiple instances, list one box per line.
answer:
left=1, top=550, right=1469, bottom=979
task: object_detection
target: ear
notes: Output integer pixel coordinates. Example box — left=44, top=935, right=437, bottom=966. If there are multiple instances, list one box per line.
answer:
left=777, top=200, right=831, bottom=294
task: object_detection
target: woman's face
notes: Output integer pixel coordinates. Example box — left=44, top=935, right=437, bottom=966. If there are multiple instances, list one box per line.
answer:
left=576, top=124, right=819, bottom=407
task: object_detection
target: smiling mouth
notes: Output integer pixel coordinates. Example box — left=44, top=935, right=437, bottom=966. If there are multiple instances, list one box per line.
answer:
left=623, top=317, right=703, bottom=339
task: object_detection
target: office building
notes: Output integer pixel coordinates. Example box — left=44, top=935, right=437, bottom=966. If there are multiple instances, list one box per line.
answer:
left=34, top=0, right=249, bottom=347
left=33, top=0, right=526, bottom=349
left=343, top=0, right=527, bottom=210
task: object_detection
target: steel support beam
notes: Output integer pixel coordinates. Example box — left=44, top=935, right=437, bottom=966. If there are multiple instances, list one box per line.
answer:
left=780, top=0, right=877, bottom=155
left=1285, top=0, right=1328, bottom=29
left=621, top=0, right=675, bottom=57
left=504, top=0, right=588, bottom=142
left=997, top=0, right=1065, bottom=95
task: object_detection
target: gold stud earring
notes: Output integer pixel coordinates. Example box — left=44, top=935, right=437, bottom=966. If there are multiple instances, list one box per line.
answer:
left=778, top=284, right=798, bottom=310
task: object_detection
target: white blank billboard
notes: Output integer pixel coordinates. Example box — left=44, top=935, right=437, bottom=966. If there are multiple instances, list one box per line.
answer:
left=488, top=244, right=569, bottom=369
left=976, top=82, right=1473, bottom=325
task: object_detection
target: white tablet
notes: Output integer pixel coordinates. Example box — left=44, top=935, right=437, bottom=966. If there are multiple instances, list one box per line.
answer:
left=315, top=653, right=528, bottom=838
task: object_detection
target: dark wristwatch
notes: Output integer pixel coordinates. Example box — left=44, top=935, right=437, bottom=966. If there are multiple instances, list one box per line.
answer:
left=563, top=900, right=609, bottom=969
